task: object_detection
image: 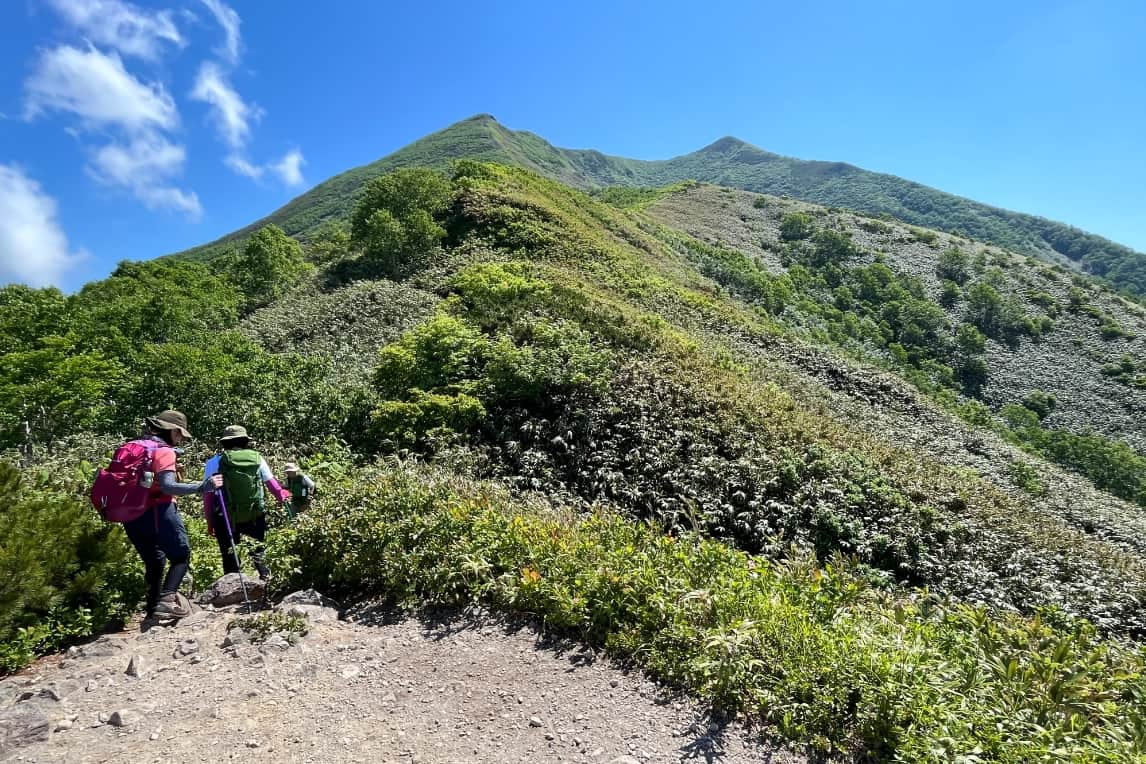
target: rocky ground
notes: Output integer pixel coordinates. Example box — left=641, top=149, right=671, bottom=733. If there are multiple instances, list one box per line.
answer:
left=0, top=579, right=801, bottom=764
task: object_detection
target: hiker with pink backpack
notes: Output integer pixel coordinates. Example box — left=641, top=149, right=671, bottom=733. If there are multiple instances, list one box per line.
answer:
left=89, top=410, right=222, bottom=621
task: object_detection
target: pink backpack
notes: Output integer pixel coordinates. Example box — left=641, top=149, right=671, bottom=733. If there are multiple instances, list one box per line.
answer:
left=89, top=439, right=159, bottom=523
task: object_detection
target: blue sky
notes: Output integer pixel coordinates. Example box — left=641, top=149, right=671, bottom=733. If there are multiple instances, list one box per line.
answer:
left=1, top=0, right=1144, bottom=291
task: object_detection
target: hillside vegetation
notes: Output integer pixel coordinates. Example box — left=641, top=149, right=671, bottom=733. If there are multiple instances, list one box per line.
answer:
left=4, top=161, right=1146, bottom=761
left=174, top=115, right=1146, bottom=300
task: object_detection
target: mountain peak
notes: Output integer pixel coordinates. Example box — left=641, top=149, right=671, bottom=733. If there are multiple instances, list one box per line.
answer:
left=463, top=113, right=501, bottom=126
left=700, top=136, right=750, bottom=154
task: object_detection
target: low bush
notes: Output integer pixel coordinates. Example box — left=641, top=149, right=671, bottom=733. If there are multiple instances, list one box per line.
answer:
left=268, top=463, right=1146, bottom=762
left=0, top=460, right=142, bottom=672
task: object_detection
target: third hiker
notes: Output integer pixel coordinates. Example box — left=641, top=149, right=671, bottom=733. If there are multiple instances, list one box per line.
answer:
left=284, top=462, right=317, bottom=517
left=203, top=425, right=290, bottom=581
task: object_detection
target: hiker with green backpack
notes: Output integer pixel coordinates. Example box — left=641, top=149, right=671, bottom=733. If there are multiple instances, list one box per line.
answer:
left=202, top=425, right=290, bottom=581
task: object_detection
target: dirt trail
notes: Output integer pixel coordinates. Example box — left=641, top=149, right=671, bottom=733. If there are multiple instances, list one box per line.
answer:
left=1, top=599, right=801, bottom=764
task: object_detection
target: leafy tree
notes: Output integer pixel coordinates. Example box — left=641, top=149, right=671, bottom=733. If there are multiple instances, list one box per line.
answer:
left=0, top=285, right=67, bottom=354
left=304, top=220, right=353, bottom=265
left=224, top=225, right=312, bottom=308
left=72, top=260, right=240, bottom=347
left=351, top=169, right=453, bottom=279
left=953, top=324, right=988, bottom=396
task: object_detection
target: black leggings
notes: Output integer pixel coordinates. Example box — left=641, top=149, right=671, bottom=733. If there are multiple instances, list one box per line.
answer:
left=123, top=502, right=191, bottom=613
left=212, top=511, right=268, bottom=576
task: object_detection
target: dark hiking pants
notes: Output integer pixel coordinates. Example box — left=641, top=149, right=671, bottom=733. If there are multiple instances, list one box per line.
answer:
left=212, top=511, right=268, bottom=578
left=123, top=502, right=191, bottom=614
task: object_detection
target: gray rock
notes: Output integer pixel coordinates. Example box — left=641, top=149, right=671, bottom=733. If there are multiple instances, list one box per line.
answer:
left=284, top=604, right=340, bottom=623
left=198, top=574, right=266, bottom=607
left=125, top=655, right=148, bottom=678
left=221, top=628, right=251, bottom=648
left=529, top=716, right=544, bottom=727
left=610, top=757, right=642, bottom=764
left=107, top=709, right=133, bottom=728
left=36, top=685, right=63, bottom=702
left=174, top=639, right=199, bottom=657
left=279, top=590, right=340, bottom=609
left=260, top=634, right=290, bottom=653
left=81, top=636, right=125, bottom=657
left=0, top=704, right=50, bottom=754
left=54, top=718, right=73, bottom=732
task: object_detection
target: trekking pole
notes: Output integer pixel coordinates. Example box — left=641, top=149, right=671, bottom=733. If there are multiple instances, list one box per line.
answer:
left=215, top=488, right=252, bottom=612
left=283, top=497, right=294, bottom=522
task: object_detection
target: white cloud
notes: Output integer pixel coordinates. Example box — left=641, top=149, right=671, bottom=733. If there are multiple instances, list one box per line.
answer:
left=88, top=133, right=202, bottom=219
left=24, top=44, right=177, bottom=133
left=190, top=62, right=259, bottom=150
left=222, top=149, right=306, bottom=187
left=133, top=185, right=202, bottom=218
left=270, top=149, right=305, bottom=187
left=45, top=0, right=183, bottom=60
left=0, top=165, right=85, bottom=288
left=201, top=0, right=241, bottom=64
left=224, top=153, right=263, bottom=179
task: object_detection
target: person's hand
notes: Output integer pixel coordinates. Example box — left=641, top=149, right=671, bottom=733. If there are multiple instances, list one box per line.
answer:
left=207, top=524, right=215, bottom=538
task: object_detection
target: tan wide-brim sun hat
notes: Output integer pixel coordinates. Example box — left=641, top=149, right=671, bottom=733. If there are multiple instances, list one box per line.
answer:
left=146, top=410, right=192, bottom=439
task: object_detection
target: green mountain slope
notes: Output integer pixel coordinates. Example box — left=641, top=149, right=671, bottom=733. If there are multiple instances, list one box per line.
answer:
left=6, top=161, right=1146, bottom=760
left=175, top=115, right=1146, bottom=299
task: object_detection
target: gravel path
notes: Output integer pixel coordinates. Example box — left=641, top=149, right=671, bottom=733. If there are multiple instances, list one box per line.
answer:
left=1, top=602, right=801, bottom=764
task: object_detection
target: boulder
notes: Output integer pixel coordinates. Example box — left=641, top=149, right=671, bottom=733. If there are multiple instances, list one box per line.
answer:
left=198, top=574, right=266, bottom=607
left=277, top=590, right=340, bottom=623
left=0, top=704, right=50, bottom=755
left=279, top=590, right=340, bottom=609
left=283, top=604, right=340, bottom=623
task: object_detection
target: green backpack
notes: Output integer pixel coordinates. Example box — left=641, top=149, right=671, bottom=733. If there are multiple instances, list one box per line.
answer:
left=220, top=449, right=265, bottom=524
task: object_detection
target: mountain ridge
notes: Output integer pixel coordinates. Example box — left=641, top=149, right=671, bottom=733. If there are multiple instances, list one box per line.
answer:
left=172, top=115, right=1146, bottom=298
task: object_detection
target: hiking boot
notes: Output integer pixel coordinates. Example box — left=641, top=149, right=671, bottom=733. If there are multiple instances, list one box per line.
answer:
left=255, top=562, right=271, bottom=582
left=153, top=592, right=192, bottom=620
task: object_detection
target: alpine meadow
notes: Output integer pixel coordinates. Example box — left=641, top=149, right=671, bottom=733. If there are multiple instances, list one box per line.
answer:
left=4, top=115, right=1146, bottom=762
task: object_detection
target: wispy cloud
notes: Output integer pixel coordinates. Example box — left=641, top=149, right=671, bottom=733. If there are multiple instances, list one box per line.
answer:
left=224, top=153, right=263, bottom=179
left=270, top=149, right=305, bottom=187
left=88, top=134, right=202, bottom=219
left=24, top=44, right=177, bottom=132
left=0, top=165, right=85, bottom=288
left=24, top=45, right=199, bottom=218
left=201, top=0, right=241, bottom=64
left=190, top=62, right=260, bottom=151
left=224, top=148, right=307, bottom=188
left=45, top=0, right=183, bottom=61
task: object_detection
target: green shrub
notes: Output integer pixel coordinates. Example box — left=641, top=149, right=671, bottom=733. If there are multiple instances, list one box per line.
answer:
left=1020, top=391, right=1056, bottom=420
left=909, top=227, right=939, bottom=245
left=936, top=248, right=971, bottom=285
left=779, top=212, right=815, bottom=241
left=228, top=610, right=308, bottom=644
left=0, top=461, right=143, bottom=672
left=939, top=279, right=962, bottom=307
left=268, top=462, right=1146, bottom=762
